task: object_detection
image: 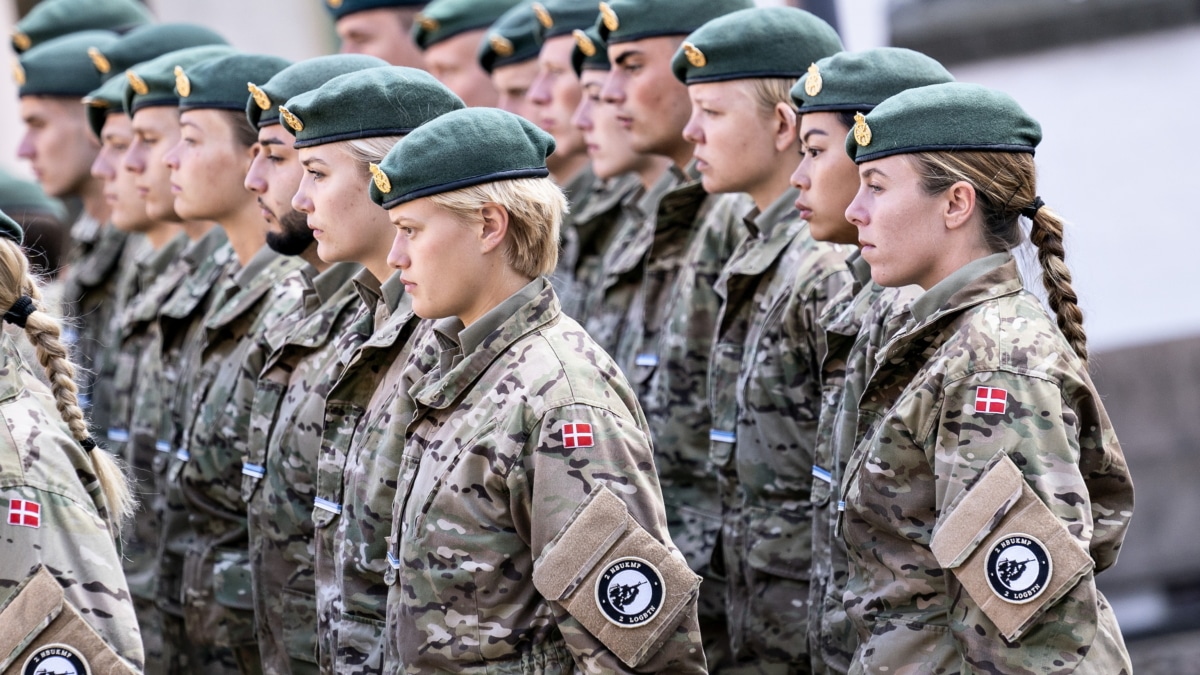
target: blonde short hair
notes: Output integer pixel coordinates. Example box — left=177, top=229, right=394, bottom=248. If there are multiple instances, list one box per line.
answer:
left=428, top=177, right=567, bottom=278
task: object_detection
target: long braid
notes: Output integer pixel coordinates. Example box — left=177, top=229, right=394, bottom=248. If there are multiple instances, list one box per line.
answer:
left=0, top=239, right=134, bottom=531
left=1027, top=206, right=1088, bottom=362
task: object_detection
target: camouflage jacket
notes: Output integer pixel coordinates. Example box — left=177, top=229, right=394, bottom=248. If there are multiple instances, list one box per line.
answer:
left=840, top=254, right=1134, bottom=674
left=548, top=163, right=596, bottom=318
left=563, top=172, right=642, bottom=323
left=153, top=226, right=232, bottom=617
left=174, top=246, right=308, bottom=648
left=104, top=231, right=190, bottom=603
left=707, top=188, right=852, bottom=664
left=58, top=214, right=129, bottom=420
left=808, top=251, right=916, bottom=675
left=87, top=232, right=150, bottom=440
left=382, top=278, right=705, bottom=674
left=244, top=261, right=366, bottom=673
left=313, top=270, right=423, bottom=675
left=0, top=334, right=144, bottom=670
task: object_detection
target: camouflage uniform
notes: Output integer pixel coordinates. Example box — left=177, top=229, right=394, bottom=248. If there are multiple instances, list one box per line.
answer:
left=174, top=246, right=308, bottom=672
left=58, top=214, right=133, bottom=427
left=0, top=333, right=144, bottom=670
left=707, top=188, right=852, bottom=669
left=244, top=261, right=366, bottom=675
left=840, top=253, right=1134, bottom=674
left=153, top=226, right=234, bottom=673
left=808, top=251, right=916, bottom=675
left=560, top=172, right=641, bottom=322
left=548, top=163, right=596, bottom=318
left=105, top=230, right=190, bottom=675
left=382, top=278, right=706, bottom=673
left=313, top=270, right=424, bottom=675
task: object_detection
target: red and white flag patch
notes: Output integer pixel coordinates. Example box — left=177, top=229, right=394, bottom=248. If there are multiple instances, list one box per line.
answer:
left=974, top=387, right=1008, bottom=415
left=562, top=422, right=594, bottom=449
left=8, top=499, right=40, bottom=528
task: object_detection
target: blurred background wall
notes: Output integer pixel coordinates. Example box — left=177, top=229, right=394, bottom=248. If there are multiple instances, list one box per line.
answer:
left=3, top=0, right=1199, bottom=667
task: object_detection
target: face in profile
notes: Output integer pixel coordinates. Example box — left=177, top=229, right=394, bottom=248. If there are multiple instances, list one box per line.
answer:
left=424, top=30, right=498, bottom=108
left=337, top=8, right=425, bottom=68
left=791, top=111, right=860, bottom=245
left=92, top=113, right=150, bottom=232
left=244, top=124, right=312, bottom=255
left=127, top=106, right=185, bottom=222
left=18, top=97, right=100, bottom=198
left=163, top=109, right=257, bottom=222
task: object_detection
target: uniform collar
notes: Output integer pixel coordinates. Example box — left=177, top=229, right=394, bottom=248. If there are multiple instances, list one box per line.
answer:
left=743, top=187, right=800, bottom=240
left=909, top=252, right=1011, bottom=325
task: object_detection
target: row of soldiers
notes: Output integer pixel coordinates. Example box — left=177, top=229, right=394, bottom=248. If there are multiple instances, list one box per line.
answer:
left=3, top=0, right=1134, bottom=673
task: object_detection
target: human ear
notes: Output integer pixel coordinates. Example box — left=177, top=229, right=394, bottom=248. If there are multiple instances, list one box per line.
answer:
left=773, top=102, right=798, bottom=153
left=943, top=180, right=978, bottom=231
left=478, top=202, right=510, bottom=254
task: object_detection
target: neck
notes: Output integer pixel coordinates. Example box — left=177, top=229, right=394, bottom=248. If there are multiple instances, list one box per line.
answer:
left=666, top=138, right=695, bottom=173
left=636, top=156, right=672, bottom=191
left=461, top=263, right=531, bottom=328
left=365, top=257, right=392, bottom=284
left=549, top=151, right=588, bottom=187
left=182, top=219, right=214, bottom=241
left=219, top=201, right=271, bottom=266
left=78, top=177, right=110, bottom=223
left=145, top=222, right=183, bottom=250
left=299, top=243, right=328, bottom=274
left=747, top=164, right=797, bottom=213
left=919, top=243, right=995, bottom=290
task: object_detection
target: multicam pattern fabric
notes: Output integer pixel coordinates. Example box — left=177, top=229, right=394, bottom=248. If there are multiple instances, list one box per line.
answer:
left=707, top=188, right=852, bottom=667
left=561, top=172, right=641, bottom=322
left=808, top=251, right=916, bottom=675
left=244, top=262, right=365, bottom=675
left=0, top=334, right=144, bottom=671
left=840, top=254, right=1134, bottom=674
left=58, top=215, right=132, bottom=428
left=175, top=247, right=308, bottom=670
left=383, top=278, right=705, bottom=674
left=313, top=270, right=423, bottom=675
left=548, top=163, right=596, bottom=318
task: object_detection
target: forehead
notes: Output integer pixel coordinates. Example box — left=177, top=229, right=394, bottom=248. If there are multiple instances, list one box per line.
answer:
left=687, top=79, right=749, bottom=102
left=607, top=35, right=680, bottom=61
left=131, top=105, right=180, bottom=132
left=101, top=112, right=133, bottom=136
left=257, top=124, right=293, bottom=145
left=425, top=29, right=484, bottom=63
left=20, top=95, right=77, bottom=120
left=800, top=110, right=851, bottom=137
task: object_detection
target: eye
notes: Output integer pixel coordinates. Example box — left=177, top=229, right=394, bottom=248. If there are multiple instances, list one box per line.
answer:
left=306, top=168, right=325, bottom=180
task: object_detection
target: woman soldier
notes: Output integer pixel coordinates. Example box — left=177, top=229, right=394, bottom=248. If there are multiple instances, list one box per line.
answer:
left=374, top=107, right=705, bottom=673
left=839, top=82, right=1134, bottom=673
left=0, top=210, right=142, bottom=671
left=671, top=6, right=848, bottom=670
left=278, top=67, right=464, bottom=674
left=787, top=48, right=954, bottom=674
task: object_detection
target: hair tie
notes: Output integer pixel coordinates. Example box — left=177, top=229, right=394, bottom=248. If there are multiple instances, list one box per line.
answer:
left=3, top=295, right=35, bottom=327
left=81, top=436, right=97, bottom=453
left=1021, top=196, right=1045, bottom=220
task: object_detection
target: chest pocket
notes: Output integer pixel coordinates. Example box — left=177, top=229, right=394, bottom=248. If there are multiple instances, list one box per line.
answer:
left=242, top=380, right=285, bottom=504
left=707, top=342, right=743, bottom=469
left=313, top=401, right=365, bottom=530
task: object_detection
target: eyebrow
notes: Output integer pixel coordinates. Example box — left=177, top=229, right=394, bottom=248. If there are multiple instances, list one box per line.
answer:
left=613, top=50, right=643, bottom=66
left=299, top=157, right=327, bottom=168
left=861, top=167, right=886, bottom=179
left=801, top=129, right=828, bottom=143
left=259, top=138, right=286, bottom=147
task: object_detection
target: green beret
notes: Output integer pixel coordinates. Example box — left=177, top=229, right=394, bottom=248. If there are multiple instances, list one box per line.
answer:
left=0, top=210, right=25, bottom=245
left=846, top=82, right=1042, bottom=164
left=16, top=31, right=117, bottom=98
left=532, top=0, right=598, bottom=41
left=83, top=74, right=128, bottom=138
left=280, top=66, right=464, bottom=148
left=478, top=2, right=541, bottom=75
left=413, top=0, right=522, bottom=50
left=90, top=24, right=229, bottom=83
left=792, top=48, right=953, bottom=114
left=595, top=0, right=751, bottom=45
left=325, top=0, right=426, bottom=20
left=11, top=0, right=151, bottom=54
left=570, top=26, right=607, bottom=76
left=247, top=54, right=387, bottom=130
left=671, top=7, right=841, bottom=85
left=177, top=53, right=291, bottom=112
left=0, top=169, right=67, bottom=222
left=370, top=107, right=554, bottom=208
left=123, top=45, right=238, bottom=114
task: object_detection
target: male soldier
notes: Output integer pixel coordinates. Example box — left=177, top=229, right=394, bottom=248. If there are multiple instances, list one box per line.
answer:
left=276, top=67, right=462, bottom=674
left=592, top=0, right=753, bottom=667
left=15, top=30, right=131, bottom=429
left=240, top=53, right=387, bottom=675
left=675, top=8, right=849, bottom=670
left=566, top=25, right=669, bottom=320
left=162, top=52, right=300, bottom=675
left=10, top=0, right=151, bottom=54
left=411, top=0, right=520, bottom=107
left=121, top=43, right=236, bottom=674
left=326, top=0, right=427, bottom=68
left=481, top=0, right=596, bottom=315
left=83, top=25, right=230, bottom=675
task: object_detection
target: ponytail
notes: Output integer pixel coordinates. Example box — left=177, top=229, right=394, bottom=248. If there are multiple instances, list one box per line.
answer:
left=0, top=239, right=134, bottom=532
left=1026, top=204, right=1088, bottom=362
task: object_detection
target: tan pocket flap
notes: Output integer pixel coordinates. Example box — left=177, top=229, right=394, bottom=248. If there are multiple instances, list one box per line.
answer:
left=0, top=567, right=64, bottom=670
left=533, top=483, right=631, bottom=601
left=931, top=453, right=1024, bottom=569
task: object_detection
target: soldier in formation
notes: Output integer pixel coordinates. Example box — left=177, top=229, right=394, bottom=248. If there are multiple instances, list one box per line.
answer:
left=0, top=0, right=1134, bottom=674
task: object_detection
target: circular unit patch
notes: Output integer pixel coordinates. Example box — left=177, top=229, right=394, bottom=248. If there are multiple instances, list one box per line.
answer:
left=986, top=533, right=1052, bottom=604
left=595, top=557, right=665, bottom=628
left=22, top=644, right=90, bottom=675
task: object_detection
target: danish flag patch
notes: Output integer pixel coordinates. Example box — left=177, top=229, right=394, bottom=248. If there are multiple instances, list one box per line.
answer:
left=7, top=499, right=40, bottom=528
left=974, top=387, right=1008, bottom=415
left=562, top=422, right=595, bottom=449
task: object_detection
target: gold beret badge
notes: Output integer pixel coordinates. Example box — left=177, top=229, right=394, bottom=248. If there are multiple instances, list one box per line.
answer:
left=804, top=63, right=822, bottom=97
left=11, top=61, right=25, bottom=86
left=489, top=34, right=514, bottom=58
left=533, top=3, right=553, bottom=29
left=12, top=31, right=31, bottom=52
left=599, top=2, right=619, bottom=31
left=853, top=112, right=872, bottom=147
left=279, top=106, right=303, bottom=132
left=327, top=0, right=343, bottom=7
left=248, top=83, right=271, bottom=111
left=572, top=30, right=595, bottom=58
left=417, top=14, right=440, bottom=32
left=682, top=42, right=706, bottom=68
left=88, top=47, right=111, bottom=74
left=174, top=66, right=191, bottom=98
left=369, top=163, right=392, bottom=194
left=126, top=70, right=148, bottom=96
